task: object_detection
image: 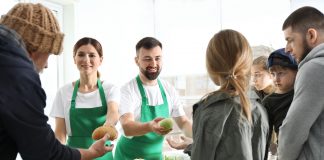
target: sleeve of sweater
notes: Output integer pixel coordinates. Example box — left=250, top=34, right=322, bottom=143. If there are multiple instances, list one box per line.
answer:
left=2, top=67, right=81, bottom=160
left=278, top=62, right=324, bottom=160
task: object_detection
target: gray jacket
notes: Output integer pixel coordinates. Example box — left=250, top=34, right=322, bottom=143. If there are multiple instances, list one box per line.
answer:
left=191, top=91, right=268, bottom=160
left=278, top=43, right=324, bottom=160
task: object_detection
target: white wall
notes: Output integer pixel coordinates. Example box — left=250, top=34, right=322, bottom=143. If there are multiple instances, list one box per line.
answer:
left=221, top=0, right=290, bottom=48
left=1, top=0, right=17, bottom=13
left=291, top=0, right=324, bottom=12
left=1, top=0, right=292, bottom=86
left=69, top=0, right=291, bottom=86
left=70, top=0, right=156, bottom=86
left=153, top=0, right=221, bottom=77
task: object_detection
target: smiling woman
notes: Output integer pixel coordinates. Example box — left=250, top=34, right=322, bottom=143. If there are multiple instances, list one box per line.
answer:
left=49, top=37, right=120, bottom=160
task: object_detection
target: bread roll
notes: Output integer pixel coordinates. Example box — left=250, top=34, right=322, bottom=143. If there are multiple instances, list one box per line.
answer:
left=92, top=125, right=118, bottom=141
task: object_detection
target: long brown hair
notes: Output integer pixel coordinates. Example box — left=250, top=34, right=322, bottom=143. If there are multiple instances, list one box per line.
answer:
left=206, top=29, right=253, bottom=122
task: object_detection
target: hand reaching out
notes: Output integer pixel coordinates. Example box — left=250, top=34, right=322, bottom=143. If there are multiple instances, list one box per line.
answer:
left=150, top=117, right=172, bottom=135
left=80, top=134, right=114, bottom=160
left=166, top=135, right=193, bottom=150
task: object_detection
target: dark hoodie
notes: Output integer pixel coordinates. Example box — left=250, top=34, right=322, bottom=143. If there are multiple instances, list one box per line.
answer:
left=0, top=25, right=80, bottom=160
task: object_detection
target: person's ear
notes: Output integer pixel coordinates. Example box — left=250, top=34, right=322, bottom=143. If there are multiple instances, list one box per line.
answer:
left=306, top=28, right=318, bottom=46
left=100, top=56, right=103, bottom=64
left=135, top=56, right=139, bottom=66
left=73, top=56, right=77, bottom=64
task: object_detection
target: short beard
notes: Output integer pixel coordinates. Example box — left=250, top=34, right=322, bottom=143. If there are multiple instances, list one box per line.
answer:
left=140, top=67, right=161, bottom=80
left=300, top=36, right=313, bottom=62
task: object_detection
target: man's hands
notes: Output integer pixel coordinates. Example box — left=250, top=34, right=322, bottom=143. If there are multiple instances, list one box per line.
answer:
left=80, top=134, right=114, bottom=160
left=149, top=117, right=172, bottom=135
left=166, top=135, right=192, bottom=150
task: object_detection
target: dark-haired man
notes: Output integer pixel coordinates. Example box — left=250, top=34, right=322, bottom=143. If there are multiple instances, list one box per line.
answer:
left=114, top=37, right=192, bottom=160
left=278, top=6, right=324, bottom=160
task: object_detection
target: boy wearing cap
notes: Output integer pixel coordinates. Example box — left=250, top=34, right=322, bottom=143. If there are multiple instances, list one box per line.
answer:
left=0, top=3, right=112, bottom=160
left=261, top=48, right=298, bottom=158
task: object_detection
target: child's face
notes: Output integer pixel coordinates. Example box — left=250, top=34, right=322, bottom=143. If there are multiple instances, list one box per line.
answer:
left=251, top=64, right=274, bottom=91
left=270, top=67, right=297, bottom=94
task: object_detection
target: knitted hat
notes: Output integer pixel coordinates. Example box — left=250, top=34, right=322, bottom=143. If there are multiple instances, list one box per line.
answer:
left=0, top=3, right=64, bottom=55
left=267, top=48, right=298, bottom=70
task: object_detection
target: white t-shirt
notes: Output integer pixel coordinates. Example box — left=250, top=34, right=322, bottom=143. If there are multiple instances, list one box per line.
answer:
left=50, top=82, right=120, bottom=136
left=119, top=78, right=185, bottom=121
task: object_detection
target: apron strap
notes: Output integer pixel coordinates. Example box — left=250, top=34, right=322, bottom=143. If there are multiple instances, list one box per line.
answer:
left=136, top=75, right=169, bottom=121
left=158, top=79, right=168, bottom=107
left=97, top=79, right=107, bottom=107
left=71, top=80, right=80, bottom=109
left=71, top=79, right=107, bottom=109
left=136, top=75, right=147, bottom=105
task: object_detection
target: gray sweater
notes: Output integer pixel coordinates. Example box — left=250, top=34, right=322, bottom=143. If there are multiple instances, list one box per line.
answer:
left=191, top=91, right=268, bottom=160
left=278, top=43, right=324, bottom=160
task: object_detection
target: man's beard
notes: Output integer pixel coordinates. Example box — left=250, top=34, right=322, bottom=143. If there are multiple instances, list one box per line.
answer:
left=140, top=67, right=161, bottom=80
left=300, top=37, right=313, bottom=62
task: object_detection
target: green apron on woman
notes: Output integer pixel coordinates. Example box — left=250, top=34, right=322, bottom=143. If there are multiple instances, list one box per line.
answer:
left=114, top=76, right=170, bottom=160
left=67, top=79, right=113, bottom=160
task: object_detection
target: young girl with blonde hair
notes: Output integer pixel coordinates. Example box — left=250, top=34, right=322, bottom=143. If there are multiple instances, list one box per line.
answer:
left=251, top=56, right=276, bottom=100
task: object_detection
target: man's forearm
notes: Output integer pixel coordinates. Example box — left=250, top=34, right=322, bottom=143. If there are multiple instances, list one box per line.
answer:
left=122, top=121, right=152, bottom=136
left=174, top=116, right=193, bottom=138
left=181, top=121, right=192, bottom=138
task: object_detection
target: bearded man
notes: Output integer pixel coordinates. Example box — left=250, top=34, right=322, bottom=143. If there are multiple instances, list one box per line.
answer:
left=278, top=6, right=324, bottom=160
left=114, top=37, right=192, bottom=160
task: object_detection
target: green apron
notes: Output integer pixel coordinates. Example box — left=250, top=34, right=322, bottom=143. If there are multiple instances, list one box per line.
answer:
left=114, top=76, right=170, bottom=160
left=67, top=79, right=113, bottom=160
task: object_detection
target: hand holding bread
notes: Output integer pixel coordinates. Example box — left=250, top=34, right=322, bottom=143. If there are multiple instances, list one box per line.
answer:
left=92, top=125, right=118, bottom=141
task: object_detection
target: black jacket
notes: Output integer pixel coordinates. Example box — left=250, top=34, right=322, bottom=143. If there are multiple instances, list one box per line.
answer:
left=262, top=89, right=294, bottom=135
left=0, top=25, right=80, bottom=160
